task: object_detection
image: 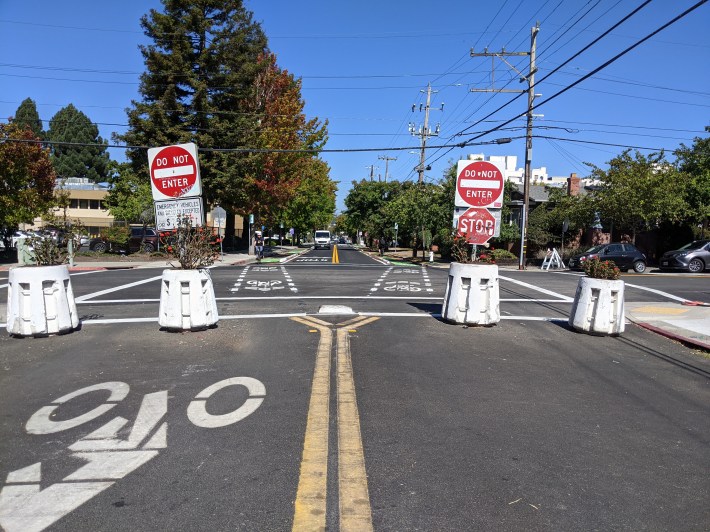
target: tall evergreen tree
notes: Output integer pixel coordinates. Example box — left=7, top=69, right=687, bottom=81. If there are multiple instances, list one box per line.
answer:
left=46, top=104, right=110, bottom=180
left=13, top=98, right=44, bottom=138
left=117, top=1, right=268, bottom=210
left=118, top=1, right=330, bottom=242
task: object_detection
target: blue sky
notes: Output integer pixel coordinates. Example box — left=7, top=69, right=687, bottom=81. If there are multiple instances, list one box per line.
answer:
left=2, top=1, right=709, bottom=213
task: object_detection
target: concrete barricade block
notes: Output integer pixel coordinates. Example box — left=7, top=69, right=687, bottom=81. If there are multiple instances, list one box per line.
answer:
left=158, top=269, right=219, bottom=331
left=442, top=262, right=500, bottom=325
left=6, top=265, right=79, bottom=337
left=569, top=277, right=625, bottom=336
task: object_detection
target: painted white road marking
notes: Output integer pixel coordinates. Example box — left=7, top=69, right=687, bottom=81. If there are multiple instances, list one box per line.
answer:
left=187, top=377, right=266, bottom=428
left=26, top=382, right=129, bottom=435
left=1, top=376, right=263, bottom=531
left=499, top=275, right=573, bottom=302
left=75, top=275, right=163, bottom=302
left=245, top=279, right=285, bottom=292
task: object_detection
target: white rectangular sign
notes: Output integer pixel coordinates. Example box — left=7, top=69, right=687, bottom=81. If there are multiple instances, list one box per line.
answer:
left=154, top=197, right=204, bottom=231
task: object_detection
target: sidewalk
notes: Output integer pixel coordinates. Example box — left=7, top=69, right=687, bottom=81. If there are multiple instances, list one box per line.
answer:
left=0, top=246, right=305, bottom=271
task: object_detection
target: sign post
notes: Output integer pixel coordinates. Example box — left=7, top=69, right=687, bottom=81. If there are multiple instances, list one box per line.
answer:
left=213, top=206, right=226, bottom=259
left=394, top=222, right=398, bottom=253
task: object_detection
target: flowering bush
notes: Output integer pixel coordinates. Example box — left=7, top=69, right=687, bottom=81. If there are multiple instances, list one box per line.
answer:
left=159, top=215, right=221, bottom=269
left=583, top=257, right=621, bottom=280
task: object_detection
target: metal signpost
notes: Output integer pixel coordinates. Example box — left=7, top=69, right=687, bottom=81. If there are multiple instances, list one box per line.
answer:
left=213, top=206, right=226, bottom=259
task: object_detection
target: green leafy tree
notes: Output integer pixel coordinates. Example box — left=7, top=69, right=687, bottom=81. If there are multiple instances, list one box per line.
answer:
left=586, top=150, right=687, bottom=242
left=13, top=98, right=44, bottom=138
left=104, top=161, right=154, bottom=223
left=282, top=158, right=336, bottom=239
left=117, top=0, right=269, bottom=239
left=674, top=126, right=710, bottom=237
left=46, top=104, right=110, bottom=180
left=238, top=53, right=328, bottom=223
left=0, top=123, right=56, bottom=228
left=344, top=180, right=404, bottom=247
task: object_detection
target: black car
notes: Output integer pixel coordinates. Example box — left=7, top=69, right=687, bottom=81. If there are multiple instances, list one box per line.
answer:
left=568, top=243, right=647, bottom=273
left=90, top=227, right=160, bottom=253
left=659, top=240, right=710, bottom=273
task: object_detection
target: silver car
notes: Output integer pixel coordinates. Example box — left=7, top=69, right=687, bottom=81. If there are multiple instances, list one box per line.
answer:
left=660, top=240, right=710, bottom=273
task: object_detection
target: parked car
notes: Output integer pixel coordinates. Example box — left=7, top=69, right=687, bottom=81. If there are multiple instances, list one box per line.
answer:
left=90, top=227, right=160, bottom=254
left=659, top=240, right=710, bottom=273
left=568, top=242, right=647, bottom=273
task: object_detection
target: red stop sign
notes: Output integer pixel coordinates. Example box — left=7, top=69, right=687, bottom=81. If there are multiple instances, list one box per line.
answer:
left=456, top=160, right=504, bottom=208
left=456, top=207, right=496, bottom=245
left=149, top=145, right=199, bottom=199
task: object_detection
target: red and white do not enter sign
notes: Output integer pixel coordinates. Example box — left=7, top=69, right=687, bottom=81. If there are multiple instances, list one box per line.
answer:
left=148, top=143, right=202, bottom=201
left=455, top=160, right=504, bottom=208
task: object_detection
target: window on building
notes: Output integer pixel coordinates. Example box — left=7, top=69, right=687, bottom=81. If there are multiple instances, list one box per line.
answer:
left=79, top=199, right=89, bottom=209
left=70, top=199, right=79, bottom=209
left=89, top=199, right=101, bottom=209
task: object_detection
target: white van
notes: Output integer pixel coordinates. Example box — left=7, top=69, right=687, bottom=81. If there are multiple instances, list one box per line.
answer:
left=314, top=230, right=331, bottom=250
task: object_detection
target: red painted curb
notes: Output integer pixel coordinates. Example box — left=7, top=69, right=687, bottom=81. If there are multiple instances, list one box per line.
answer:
left=635, top=321, right=710, bottom=351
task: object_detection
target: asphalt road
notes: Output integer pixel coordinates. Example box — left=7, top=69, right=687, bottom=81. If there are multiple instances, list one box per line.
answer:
left=1, top=248, right=709, bottom=531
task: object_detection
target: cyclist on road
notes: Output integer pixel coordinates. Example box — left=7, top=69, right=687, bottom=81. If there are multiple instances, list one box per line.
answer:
left=254, top=230, right=264, bottom=262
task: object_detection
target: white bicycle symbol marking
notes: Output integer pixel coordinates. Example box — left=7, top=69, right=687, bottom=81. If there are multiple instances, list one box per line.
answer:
left=0, top=378, right=265, bottom=532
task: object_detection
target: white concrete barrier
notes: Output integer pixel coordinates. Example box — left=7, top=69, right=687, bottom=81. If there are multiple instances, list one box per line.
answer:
left=442, top=263, right=500, bottom=325
left=6, top=265, right=79, bottom=336
left=158, top=269, right=219, bottom=331
left=569, top=277, right=625, bottom=336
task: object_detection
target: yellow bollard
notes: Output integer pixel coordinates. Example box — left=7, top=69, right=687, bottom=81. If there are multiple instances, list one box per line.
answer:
left=332, top=244, right=339, bottom=264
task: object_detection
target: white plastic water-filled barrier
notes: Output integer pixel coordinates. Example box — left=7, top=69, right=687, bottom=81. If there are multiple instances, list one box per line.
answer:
left=569, top=277, right=625, bottom=336
left=158, top=269, right=219, bottom=331
left=6, top=265, right=79, bottom=336
left=441, top=263, right=500, bottom=325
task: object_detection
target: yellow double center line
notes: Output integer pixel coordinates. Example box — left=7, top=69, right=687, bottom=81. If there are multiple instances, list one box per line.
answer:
left=291, top=315, right=378, bottom=532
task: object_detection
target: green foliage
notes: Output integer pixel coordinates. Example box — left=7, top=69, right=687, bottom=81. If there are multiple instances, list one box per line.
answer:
left=46, top=104, right=110, bottom=180
left=26, top=235, right=66, bottom=266
left=13, top=98, right=44, bottom=138
left=0, top=123, right=57, bottom=228
left=99, top=226, right=130, bottom=252
left=583, top=258, right=621, bottom=280
left=343, top=180, right=405, bottom=245
left=104, top=161, right=154, bottom=223
left=586, top=150, right=686, bottom=241
left=674, top=126, right=710, bottom=235
left=160, top=215, right=220, bottom=269
left=282, top=158, right=336, bottom=235
left=487, top=248, right=517, bottom=261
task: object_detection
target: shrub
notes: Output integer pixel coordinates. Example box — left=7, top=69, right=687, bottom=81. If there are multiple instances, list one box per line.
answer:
left=583, top=258, right=621, bottom=280
left=160, top=215, right=220, bottom=269
left=26, top=234, right=66, bottom=266
left=100, top=226, right=131, bottom=252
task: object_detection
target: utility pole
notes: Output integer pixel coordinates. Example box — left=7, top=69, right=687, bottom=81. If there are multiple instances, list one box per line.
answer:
left=378, top=155, right=397, bottom=182
left=409, top=83, right=444, bottom=257
left=409, top=83, right=443, bottom=183
left=365, top=165, right=378, bottom=182
left=470, top=23, right=539, bottom=269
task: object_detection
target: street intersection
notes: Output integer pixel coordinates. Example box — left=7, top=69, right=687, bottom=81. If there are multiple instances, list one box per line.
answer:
left=1, top=246, right=709, bottom=531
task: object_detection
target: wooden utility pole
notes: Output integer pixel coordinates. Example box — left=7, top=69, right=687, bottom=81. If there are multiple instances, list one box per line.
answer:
left=409, top=83, right=442, bottom=183
left=470, top=24, right=539, bottom=269
left=378, top=155, right=397, bottom=182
